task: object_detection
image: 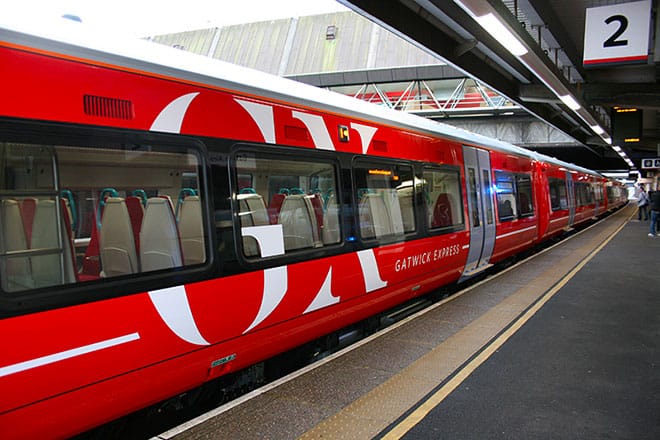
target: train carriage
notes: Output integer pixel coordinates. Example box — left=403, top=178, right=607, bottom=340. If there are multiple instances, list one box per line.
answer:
left=0, top=21, right=627, bottom=439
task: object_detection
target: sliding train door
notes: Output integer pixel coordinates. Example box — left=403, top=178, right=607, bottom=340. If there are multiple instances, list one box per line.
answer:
left=461, top=146, right=495, bottom=280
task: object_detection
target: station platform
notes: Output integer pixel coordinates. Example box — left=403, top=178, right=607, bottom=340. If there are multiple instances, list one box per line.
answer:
left=155, top=204, right=660, bottom=440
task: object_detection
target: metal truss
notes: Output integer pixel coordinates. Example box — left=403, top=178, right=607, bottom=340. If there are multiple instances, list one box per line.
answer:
left=329, top=78, right=522, bottom=118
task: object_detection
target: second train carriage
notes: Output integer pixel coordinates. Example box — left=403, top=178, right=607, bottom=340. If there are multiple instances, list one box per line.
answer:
left=0, top=21, right=627, bottom=439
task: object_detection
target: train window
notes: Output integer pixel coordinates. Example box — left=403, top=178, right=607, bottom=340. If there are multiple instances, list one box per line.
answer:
left=0, top=141, right=206, bottom=293
left=495, top=172, right=516, bottom=221
left=353, top=160, right=414, bottom=240
left=606, top=185, right=618, bottom=203
left=594, top=183, right=604, bottom=202
left=516, top=175, right=533, bottom=217
left=423, top=167, right=464, bottom=230
left=575, top=182, right=593, bottom=207
left=234, top=152, right=339, bottom=258
left=482, top=170, right=494, bottom=225
left=495, top=171, right=534, bottom=221
left=548, top=178, right=568, bottom=211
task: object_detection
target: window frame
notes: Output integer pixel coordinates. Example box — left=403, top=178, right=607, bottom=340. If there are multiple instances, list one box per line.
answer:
left=548, top=177, right=568, bottom=212
left=495, top=170, right=534, bottom=222
left=0, top=120, right=214, bottom=316
left=422, top=164, right=465, bottom=234
left=230, top=144, right=343, bottom=266
left=352, top=156, right=417, bottom=244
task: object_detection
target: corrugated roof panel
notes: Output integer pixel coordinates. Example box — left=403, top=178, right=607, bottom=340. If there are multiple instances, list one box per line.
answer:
left=212, top=20, right=292, bottom=75
left=147, top=11, right=443, bottom=76
left=372, top=29, right=440, bottom=68
left=150, top=28, right=217, bottom=56
left=283, top=11, right=442, bottom=75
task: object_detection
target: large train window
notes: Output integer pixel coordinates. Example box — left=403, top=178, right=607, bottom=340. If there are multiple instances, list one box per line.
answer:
left=594, top=182, right=604, bottom=202
left=423, top=166, right=464, bottom=230
left=548, top=178, right=568, bottom=211
left=495, top=171, right=534, bottom=221
left=516, top=175, right=533, bottom=216
left=234, top=152, right=339, bottom=258
left=353, top=160, right=414, bottom=240
left=575, top=182, right=593, bottom=206
left=0, top=141, right=206, bottom=293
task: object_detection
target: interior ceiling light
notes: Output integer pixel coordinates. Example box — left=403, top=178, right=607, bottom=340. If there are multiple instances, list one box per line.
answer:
left=590, top=124, right=605, bottom=135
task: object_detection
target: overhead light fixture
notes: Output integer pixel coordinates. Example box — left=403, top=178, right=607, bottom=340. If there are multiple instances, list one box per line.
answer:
left=453, top=0, right=613, bottom=145
left=473, top=13, right=528, bottom=56
left=612, top=145, right=622, bottom=152
left=559, top=94, right=581, bottom=111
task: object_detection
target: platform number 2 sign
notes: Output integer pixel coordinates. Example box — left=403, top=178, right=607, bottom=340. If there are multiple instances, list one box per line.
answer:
left=583, top=0, right=651, bottom=67
left=603, top=15, right=629, bottom=48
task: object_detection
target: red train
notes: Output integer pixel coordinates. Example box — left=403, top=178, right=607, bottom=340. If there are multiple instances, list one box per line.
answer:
left=0, top=21, right=627, bottom=439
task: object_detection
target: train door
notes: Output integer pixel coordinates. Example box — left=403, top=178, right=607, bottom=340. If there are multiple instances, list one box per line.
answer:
left=566, top=171, right=576, bottom=227
left=461, top=146, right=495, bottom=279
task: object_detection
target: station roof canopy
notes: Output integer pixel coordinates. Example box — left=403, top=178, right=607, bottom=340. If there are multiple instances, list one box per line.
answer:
left=338, top=0, right=659, bottom=173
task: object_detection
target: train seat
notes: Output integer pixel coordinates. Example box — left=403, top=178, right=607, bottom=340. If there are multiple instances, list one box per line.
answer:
left=431, top=193, right=454, bottom=228
left=99, top=197, right=139, bottom=277
left=382, top=190, right=405, bottom=235
left=58, top=198, right=79, bottom=282
left=498, top=199, right=514, bottom=219
left=278, top=194, right=320, bottom=250
left=0, top=199, right=33, bottom=290
left=178, top=195, right=205, bottom=265
left=125, top=196, right=145, bottom=254
left=359, top=193, right=393, bottom=239
left=140, top=197, right=183, bottom=272
left=238, top=192, right=270, bottom=256
left=396, top=185, right=415, bottom=231
left=519, top=192, right=531, bottom=214
left=80, top=213, right=101, bottom=280
left=268, top=191, right=287, bottom=224
left=19, top=198, right=37, bottom=246
left=322, top=191, right=340, bottom=245
left=30, top=199, right=76, bottom=287
left=498, top=195, right=517, bottom=220
left=308, top=193, right=325, bottom=234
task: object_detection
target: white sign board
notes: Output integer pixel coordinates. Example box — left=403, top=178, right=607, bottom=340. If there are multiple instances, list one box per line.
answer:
left=583, top=0, right=651, bottom=66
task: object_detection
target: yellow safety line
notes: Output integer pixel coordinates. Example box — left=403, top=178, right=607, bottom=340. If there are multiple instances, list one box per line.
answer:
left=381, top=213, right=631, bottom=440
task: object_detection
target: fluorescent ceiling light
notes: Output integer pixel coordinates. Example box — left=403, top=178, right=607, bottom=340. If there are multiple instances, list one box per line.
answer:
left=612, top=145, right=622, bottom=152
left=590, top=125, right=605, bottom=135
left=603, top=136, right=613, bottom=145
left=559, top=94, right=581, bottom=110
left=474, top=13, right=528, bottom=56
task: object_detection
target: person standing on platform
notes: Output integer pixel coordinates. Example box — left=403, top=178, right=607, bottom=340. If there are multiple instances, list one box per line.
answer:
left=649, top=189, right=660, bottom=237
left=637, top=184, right=649, bottom=221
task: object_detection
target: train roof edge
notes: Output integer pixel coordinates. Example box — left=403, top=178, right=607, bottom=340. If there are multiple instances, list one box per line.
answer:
left=1, top=18, right=605, bottom=179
